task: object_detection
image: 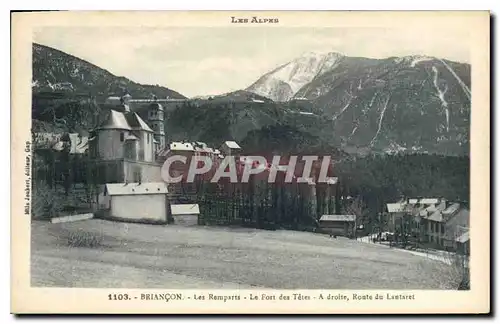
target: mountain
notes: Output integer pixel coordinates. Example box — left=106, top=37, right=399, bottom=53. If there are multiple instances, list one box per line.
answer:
left=198, top=90, right=274, bottom=103
left=247, top=51, right=344, bottom=102
left=32, top=43, right=471, bottom=156
left=32, top=43, right=186, bottom=100
left=246, top=52, right=471, bottom=155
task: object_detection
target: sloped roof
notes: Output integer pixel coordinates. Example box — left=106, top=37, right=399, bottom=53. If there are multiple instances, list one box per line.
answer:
left=320, top=215, right=356, bottom=222
left=445, top=208, right=470, bottom=228
left=105, top=182, right=168, bottom=196
left=171, top=204, right=200, bottom=215
left=419, top=198, right=440, bottom=205
left=388, top=198, right=446, bottom=213
left=222, top=141, right=241, bottom=149
left=194, top=146, right=213, bottom=153
left=428, top=210, right=444, bottom=222
left=98, top=109, right=132, bottom=131
left=193, top=141, right=208, bottom=148
left=387, top=202, right=406, bottom=213
left=425, top=204, right=438, bottom=213
left=443, top=203, right=461, bottom=216
left=456, top=231, right=470, bottom=243
left=124, top=112, right=154, bottom=133
left=406, top=198, right=441, bottom=205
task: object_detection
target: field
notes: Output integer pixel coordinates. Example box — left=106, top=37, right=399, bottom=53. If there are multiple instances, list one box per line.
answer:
left=31, top=219, right=460, bottom=289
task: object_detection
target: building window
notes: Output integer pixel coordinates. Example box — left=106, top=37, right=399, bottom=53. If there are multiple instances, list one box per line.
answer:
left=147, top=133, right=150, bottom=144
left=120, top=132, right=124, bottom=142
left=441, top=225, right=445, bottom=234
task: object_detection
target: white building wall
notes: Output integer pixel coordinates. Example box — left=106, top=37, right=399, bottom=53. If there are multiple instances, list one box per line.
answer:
left=136, top=131, right=154, bottom=162
left=110, top=194, right=167, bottom=222
left=122, top=161, right=162, bottom=183
left=98, top=129, right=127, bottom=160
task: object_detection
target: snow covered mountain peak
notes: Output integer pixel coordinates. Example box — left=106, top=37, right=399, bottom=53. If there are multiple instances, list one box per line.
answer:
left=246, top=51, right=344, bottom=101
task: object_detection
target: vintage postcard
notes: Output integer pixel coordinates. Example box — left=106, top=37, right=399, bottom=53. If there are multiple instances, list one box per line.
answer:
left=11, top=11, right=490, bottom=314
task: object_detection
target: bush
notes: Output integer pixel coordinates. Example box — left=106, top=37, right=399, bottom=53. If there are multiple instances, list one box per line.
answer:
left=66, top=230, right=103, bottom=248
left=31, top=181, right=64, bottom=219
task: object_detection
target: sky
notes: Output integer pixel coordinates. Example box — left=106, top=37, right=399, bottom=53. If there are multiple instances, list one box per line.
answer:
left=34, top=26, right=471, bottom=98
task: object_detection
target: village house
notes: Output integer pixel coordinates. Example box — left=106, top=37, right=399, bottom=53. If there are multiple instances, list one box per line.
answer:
left=157, top=141, right=195, bottom=163
left=386, top=198, right=470, bottom=252
left=220, top=140, right=241, bottom=157
left=170, top=204, right=200, bottom=226
left=319, top=214, right=356, bottom=237
left=98, top=182, right=169, bottom=223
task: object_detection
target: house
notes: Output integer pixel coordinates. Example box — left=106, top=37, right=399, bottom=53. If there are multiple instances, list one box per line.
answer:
left=170, top=204, right=200, bottom=226
left=98, top=182, right=169, bottom=223
left=220, top=141, right=241, bottom=157
left=443, top=208, right=470, bottom=253
left=319, top=214, right=356, bottom=237
left=455, top=230, right=470, bottom=255
left=386, top=198, right=469, bottom=250
left=156, top=141, right=196, bottom=170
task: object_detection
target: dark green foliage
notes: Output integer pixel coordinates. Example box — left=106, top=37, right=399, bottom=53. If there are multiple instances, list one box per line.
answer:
left=31, top=181, right=64, bottom=219
left=166, top=101, right=232, bottom=145
left=32, top=95, right=101, bottom=133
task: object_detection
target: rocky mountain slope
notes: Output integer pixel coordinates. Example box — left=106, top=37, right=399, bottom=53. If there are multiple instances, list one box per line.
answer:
left=247, top=52, right=344, bottom=102
left=32, top=43, right=186, bottom=100
left=246, top=52, right=471, bottom=155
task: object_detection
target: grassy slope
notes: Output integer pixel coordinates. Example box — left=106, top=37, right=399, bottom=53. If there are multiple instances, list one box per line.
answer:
left=32, top=220, right=456, bottom=289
